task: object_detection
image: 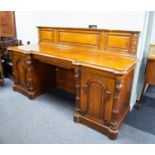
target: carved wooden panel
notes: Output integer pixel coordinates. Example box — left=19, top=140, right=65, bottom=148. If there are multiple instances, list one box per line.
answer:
left=80, top=67, right=114, bottom=123
left=84, top=80, right=107, bottom=119
left=39, top=30, right=54, bottom=42
left=57, top=30, right=99, bottom=48
left=12, top=55, right=27, bottom=88
left=104, top=32, right=131, bottom=53
left=0, top=11, right=16, bottom=37
left=12, top=53, right=36, bottom=91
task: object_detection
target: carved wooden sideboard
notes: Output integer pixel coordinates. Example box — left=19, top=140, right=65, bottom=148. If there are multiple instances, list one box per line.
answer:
left=9, top=27, right=139, bottom=139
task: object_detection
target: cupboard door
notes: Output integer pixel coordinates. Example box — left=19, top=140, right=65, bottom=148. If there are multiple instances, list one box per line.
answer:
left=80, top=68, right=114, bottom=123
left=12, top=53, right=35, bottom=91
left=12, top=55, right=26, bottom=88
left=0, top=11, right=16, bottom=37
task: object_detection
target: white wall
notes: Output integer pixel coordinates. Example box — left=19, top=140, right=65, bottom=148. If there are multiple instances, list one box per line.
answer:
left=136, top=12, right=154, bottom=101
left=15, top=11, right=146, bottom=44
left=150, top=13, right=155, bottom=44
left=15, top=12, right=38, bottom=44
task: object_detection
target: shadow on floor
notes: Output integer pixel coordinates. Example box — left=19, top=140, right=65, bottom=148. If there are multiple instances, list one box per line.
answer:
left=125, top=85, right=155, bottom=135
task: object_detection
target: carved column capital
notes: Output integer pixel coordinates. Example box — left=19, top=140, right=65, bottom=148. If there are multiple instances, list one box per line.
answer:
left=115, top=80, right=123, bottom=90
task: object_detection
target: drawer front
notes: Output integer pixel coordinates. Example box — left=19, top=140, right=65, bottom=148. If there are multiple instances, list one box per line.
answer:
left=33, top=54, right=74, bottom=69
left=58, top=30, right=100, bottom=48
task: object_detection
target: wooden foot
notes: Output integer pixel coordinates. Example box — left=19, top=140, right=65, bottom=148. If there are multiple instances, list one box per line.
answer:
left=74, top=112, right=119, bottom=140
left=135, top=101, right=141, bottom=109
left=107, top=128, right=119, bottom=140
left=13, top=84, right=44, bottom=100
left=136, top=82, right=148, bottom=110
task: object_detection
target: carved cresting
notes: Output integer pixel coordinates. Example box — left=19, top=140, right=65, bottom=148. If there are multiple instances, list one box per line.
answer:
left=74, top=66, right=81, bottom=112
left=110, top=80, right=123, bottom=129
left=24, top=54, right=35, bottom=91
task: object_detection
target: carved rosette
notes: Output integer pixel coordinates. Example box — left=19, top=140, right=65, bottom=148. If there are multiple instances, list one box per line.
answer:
left=74, top=66, right=81, bottom=113
left=24, top=55, right=34, bottom=91
left=110, top=80, right=123, bottom=129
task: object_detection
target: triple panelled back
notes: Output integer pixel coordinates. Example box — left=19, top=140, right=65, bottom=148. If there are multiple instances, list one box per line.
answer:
left=38, top=26, right=139, bottom=56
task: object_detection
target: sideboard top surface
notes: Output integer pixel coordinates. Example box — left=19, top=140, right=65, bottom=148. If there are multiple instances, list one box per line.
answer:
left=9, top=42, right=137, bottom=74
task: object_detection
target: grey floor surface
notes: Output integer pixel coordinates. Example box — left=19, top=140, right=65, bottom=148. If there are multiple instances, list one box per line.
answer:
left=125, top=86, right=155, bottom=136
left=0, top=79, right=155, bottom=144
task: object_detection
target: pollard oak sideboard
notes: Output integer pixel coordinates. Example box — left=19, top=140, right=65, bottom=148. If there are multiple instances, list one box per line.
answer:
left=9, top=27, right=139, bottom=139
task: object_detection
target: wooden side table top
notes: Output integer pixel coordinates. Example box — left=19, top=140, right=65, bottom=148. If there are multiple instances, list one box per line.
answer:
left=148, top=44, right=155, bottom=60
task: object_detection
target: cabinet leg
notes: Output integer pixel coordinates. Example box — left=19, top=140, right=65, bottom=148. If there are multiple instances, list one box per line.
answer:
left=73, top=112, right=81, bottom=122
left=0, top=62, right=4, bottom=86
left=107, top=128, right=119, bottom=140
left=135, top=82, right=148, bottom=109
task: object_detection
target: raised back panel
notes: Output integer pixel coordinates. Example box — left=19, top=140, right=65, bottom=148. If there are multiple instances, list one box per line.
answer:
left=105, top=32, right=131, bottom=52
left=38, top=27, right=139, bottom=56
left=104, top=32, right=139, bottom=54
left=39, top=29, right=54, bottom=42
left=57, top=30, right=100, bottom=48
